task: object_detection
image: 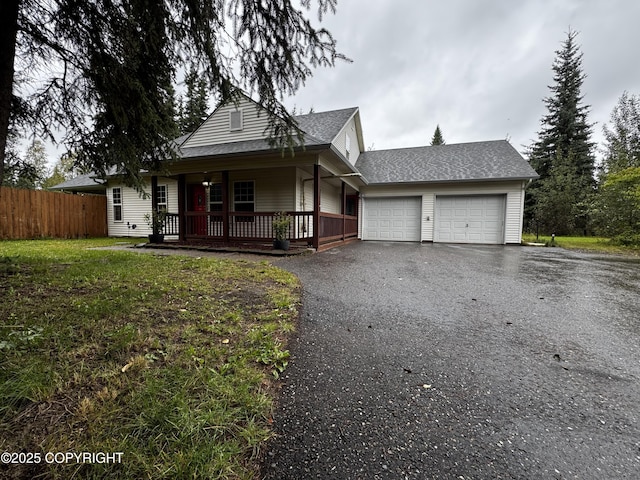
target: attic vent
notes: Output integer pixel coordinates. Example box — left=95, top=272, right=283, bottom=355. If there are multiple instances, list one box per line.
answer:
left=229, top=110, right=243, bottom=131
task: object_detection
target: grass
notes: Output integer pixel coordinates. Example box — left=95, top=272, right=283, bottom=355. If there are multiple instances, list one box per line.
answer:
left=0, top=239, right=300, bottom=479
left=522, top=233, right=640, bottom=255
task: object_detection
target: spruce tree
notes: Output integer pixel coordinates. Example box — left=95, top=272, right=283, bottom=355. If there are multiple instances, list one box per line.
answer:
left=0, top=0, right=346, bottom=191
left=526, top=29, right=595, bottom=234
left=431, top=125, right=445, bottom=145
left=178, top=70, right=210, bottom=134
left=602, top=91, right=640, bottom=174
left=592, top=92, right=640, bottom=241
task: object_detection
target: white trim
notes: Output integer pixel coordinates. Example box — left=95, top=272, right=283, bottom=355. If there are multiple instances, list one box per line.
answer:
left=156, top=184, right=168, bottom=211
left=233, top=180, right=255, bottom=211
left=112, top=187, right=123, bottom=223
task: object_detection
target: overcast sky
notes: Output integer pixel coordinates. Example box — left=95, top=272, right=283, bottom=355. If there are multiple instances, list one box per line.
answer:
left=283, top=0, right=640, bottom=159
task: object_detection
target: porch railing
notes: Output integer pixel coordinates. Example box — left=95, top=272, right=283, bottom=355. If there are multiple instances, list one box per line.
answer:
left=163, top=211, right=357, bottom=246
left=164, top=213, right=180, bottom=235
left=319, top=212, right=358, bottom=244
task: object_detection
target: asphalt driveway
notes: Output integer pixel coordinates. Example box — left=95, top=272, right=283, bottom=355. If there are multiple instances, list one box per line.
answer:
left=262, top=242, right=640, bottom=479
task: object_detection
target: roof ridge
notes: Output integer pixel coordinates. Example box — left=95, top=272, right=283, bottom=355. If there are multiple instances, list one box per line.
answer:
left=363, top=139, right=510, bottom=155
left=293, top=106, right=358, bottom=120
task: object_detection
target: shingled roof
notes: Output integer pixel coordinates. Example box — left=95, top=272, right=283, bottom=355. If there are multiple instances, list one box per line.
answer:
left=178, top=107, right=359, bottom=160
left=294, top=107, right=358, bottom=144
left=49, top=173, right=106, bottom=191
left=355, top=140, right=538, bottom=184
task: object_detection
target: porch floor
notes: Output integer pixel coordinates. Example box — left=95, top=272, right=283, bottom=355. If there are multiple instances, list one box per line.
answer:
left=139, top=240, right=314, bottom=256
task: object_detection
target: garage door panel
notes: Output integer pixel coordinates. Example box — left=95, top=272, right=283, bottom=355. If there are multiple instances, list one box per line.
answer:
left=363, top=197, right=421, bottom=242
left=435, top=195, right=505, bottom=244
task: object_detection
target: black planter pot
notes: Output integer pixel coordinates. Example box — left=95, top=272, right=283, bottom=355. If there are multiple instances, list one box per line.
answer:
left=148, top=233, right=165, bottom=244
left=273, top=239, right=290, bottom=251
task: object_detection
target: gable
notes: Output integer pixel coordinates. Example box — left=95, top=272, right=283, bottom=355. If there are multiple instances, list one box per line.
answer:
left=181, top=96, right=271, bottom=148
left=330, top=110, right=364, bottom=166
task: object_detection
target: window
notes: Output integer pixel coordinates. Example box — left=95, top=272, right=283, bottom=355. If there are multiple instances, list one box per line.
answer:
left=112, top=187, right=123, bottom=222
left=229, top=110, right=243, bottom=131
left=156, top=185, right=167, bottom=212
left=234, top=181, right=254, bottom=221
left=209, top=183, right=223, bottom=208
left=209, top=183, right=223, bottom=220
left=345, top=133, right=351, bottom=160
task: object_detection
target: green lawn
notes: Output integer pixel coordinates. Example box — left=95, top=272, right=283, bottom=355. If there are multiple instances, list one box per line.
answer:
left=0, top=239, right=299, bottom=479
left=522, top=233, right=640, bottom=255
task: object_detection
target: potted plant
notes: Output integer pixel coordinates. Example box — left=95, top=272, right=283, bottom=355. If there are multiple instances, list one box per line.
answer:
left=144, top=210, right=167, bottom=243
left=272, top=211, right=292, bottom=251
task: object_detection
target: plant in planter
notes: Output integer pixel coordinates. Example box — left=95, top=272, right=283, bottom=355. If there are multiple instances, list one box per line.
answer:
left=272, top=211, right=292, bottom=251
left=144, top=210, right=167, bottom=243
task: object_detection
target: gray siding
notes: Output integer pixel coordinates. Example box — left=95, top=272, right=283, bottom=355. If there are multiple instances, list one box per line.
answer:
left=229, top=168, right=295, bottom=212
left=332, top=116, right=361, bottom=166
left=107, top=178, right=178, bottom=238
left=182, top=97, right=270, bottom=148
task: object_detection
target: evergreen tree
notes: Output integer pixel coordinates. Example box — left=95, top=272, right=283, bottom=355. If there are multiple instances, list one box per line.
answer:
left=0, top=0, right=346, bottom=191
left=591, top=167, right=640, bottom=242
left=591, top=93, right=640, bottom=242
left=531, top=152, right=584, bottom=235
left=526, top=29, right=595, bottom=234
left=3, top=139, right=49, bottom=189
left=602, top=91, right=640, bottom=174
left=431, top=125, right=445, bottom=145
left=1, top=119, right=20, bottom=187
left=178, top=70, right=210, bottom=133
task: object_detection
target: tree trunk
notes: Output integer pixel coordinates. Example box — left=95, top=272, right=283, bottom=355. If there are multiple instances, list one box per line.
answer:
left=0, top=0, right=20, bottom=189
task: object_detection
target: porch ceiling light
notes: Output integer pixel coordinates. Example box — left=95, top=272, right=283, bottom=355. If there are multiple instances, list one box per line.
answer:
left=202, top=176, right=212, bottom=187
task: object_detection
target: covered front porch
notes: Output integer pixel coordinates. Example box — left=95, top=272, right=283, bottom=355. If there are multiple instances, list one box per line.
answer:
left=152, top=163, right=360, bottom=251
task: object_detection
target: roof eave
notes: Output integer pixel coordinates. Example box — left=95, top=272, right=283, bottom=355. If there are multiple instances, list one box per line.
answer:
left=178, top=142, right=331, bottom=162
left=328, top=144, right=366, bottom=180
left=364, top=175, right=539, bottom=186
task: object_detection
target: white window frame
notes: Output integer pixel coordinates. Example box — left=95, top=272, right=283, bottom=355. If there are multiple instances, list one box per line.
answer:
left=233, top=181, right=254, bottom=209
left=233, top=181, right=255, bottom=221
left=229, top=110, right=243, bottom=131
left=112, top=187, right=123, bottom=222
left=208, top=183, right=223, bottom=220
left=156, top=184, right=168, bottom=212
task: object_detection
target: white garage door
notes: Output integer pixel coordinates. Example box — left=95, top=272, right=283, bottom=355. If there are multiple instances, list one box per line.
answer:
left=435, top=195, right=506, bottom=244
left=363, top=197, right=421, bottom=241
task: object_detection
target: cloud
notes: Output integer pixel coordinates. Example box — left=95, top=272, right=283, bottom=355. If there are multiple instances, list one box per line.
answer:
left=287, top=0, right=640, bottom=158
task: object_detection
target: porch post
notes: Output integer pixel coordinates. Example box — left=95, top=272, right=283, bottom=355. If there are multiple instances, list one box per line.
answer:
left=341, top=181, right=346, bottom=241
left=151, top=176, right=158, bottom=211
left=222, top=170, right=229, bottom=243
left=150, top=175, right=159, bottom=235
left=178, top=174, right=186, bottom=241
left=313, top=163, right=320, bottom=250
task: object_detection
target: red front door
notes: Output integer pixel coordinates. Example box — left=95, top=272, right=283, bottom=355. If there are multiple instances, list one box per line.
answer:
left=191, top=185, right=207, bottom=235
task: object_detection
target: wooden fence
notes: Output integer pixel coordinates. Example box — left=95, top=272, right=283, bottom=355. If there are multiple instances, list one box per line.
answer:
left=0, top=186, right=107, bottom=239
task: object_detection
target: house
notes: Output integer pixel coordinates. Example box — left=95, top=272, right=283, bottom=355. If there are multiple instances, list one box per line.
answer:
left=53, top=94, right=538, bottom=249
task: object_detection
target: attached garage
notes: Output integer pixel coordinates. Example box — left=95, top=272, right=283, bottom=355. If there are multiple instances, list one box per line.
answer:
left=362, top=197, right=421, bottom=241
left=434, top=195, right=506, bottom=244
